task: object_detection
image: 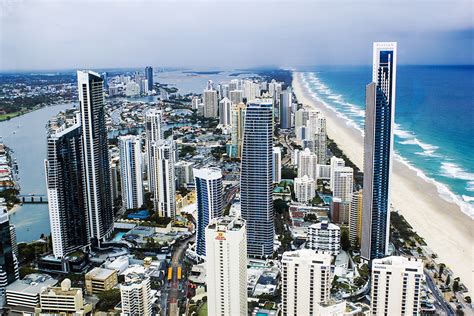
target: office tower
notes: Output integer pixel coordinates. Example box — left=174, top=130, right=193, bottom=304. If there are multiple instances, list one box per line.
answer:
left=120, top=273, right=152, bottom=316
left=151, top=140, right=176, bottom=219
left=361, top=42, right=397, bottom=261
left=279, top=88, right=292, bottom=129
left=194, top=168, right=223, bottom=256
left=145, top=66, right=153, bottom=91
left=77, top=70, right=114, bottom=245
left=228, top=102, right=246, bottom=159
left=145, top=109, right=163, bottom=198
left=294, top=176, right=316, bottom=203
left=119, top=135, right=144, bottom=210
left=307, top=220, right=341, bottom=255
left=229, top=90, right=243, bottom=105
left=0, top=210, right=19, bottom=296
left=297, top=148, right=318, bottom=180
left=174, top=161, right=194, bottom=189
left=240, top=100, right=274, bottom=258
left=330, top=156, right=345, bottom=192
left=281, top=249, right=332, bottom=316
left=219, top=97, right=232, bottom=127
left=203, top=89, right=218, bottom=118
left=332, top=166, right=353, bottom=202
left=45, top=120, right=89, bottom=258
left=205, top=216, right=247, bottom=316
left=371, top=256, right=423, bottom=315
left=350, top=190, right=363, bottom=247
left=272, top=147, right=282, bottom=184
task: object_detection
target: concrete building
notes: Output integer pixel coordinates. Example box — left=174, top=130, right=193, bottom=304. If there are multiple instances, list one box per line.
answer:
left=298, top=148, right=318, bottom=181
left=85, top=267, right=118, bottom=295
left=125, top=82, right=140, bottom=96
left=37, top=279, right=92, bottom=315
left=119, top=135, right=144, bottom=209
left=6, top=274, right=57, bottom=310
left=281, top=250, right=332, bottom=315
left=203, top=89, right=218, bottom=118
left=228, top=102, right=246, bottom=159
left=151, top=140, right=176, bottom=219
left=175, top=160, right=194, bottom=188
left=361, top=42, right=397, bottom=261
left=307, top=220, right=341, bottom=255
left=0, top=210, right=19, bottom=296
left=120, top=273, right=152, bottom=316
left=330, top=157, right=345, bottom=192
left=194, top=168, right=223, bottom=257
left=145, top=66, right=153, bottom=91
left=332, top=166, right=354, bottom=202
left=272, top=147, right=282, bottom=184
left=144, top=108, right=164, bottom=198
left=205, top=216, right=247, bottom=316
left=294, top=176, right=316, bottom=203
left=279, top=88, right=292, bottom=129
left=350, top=190, right=363, bottom=247
left=219, top=97, right=232, bottom=127
left=229, top=90, right=243, bottom=105
left=371, top=256, right=423, bottom=315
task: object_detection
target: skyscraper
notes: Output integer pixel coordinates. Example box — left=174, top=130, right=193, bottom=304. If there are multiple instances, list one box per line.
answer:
left=279, top=88, right=292, bottom=129
left=240, top=100, right=274, bottom=257
left=329, top=156, right=345, bottom=192
left=294, top=175, right=316, bottom=203
left=228, top=102, right=246, bottom=159
left=151, top=140, right=176, bottom=219
left=45, top=119, right=89, bottom=258
left=371, top=256, right=423, bottom=315
left=218, top=97, right=232, bottom=127
left=144, top=109, right=164, bottom=196
left=350, top=190, right=363, bottom=247
left=0, top=210, right=19, bottom=297
left=272, top=147, right=282, bottom=184
left=119, top=135, right=144, bottom=210
left=203, top=89, right=218, bottom=118
left=297, top=148, right=318, bottom=180
left=194, top=168, right=223, bottom=256
left=205, top=216, right=247, bottom=315
left=145, top=66, right=153, bottom=91
left=77, top=70, right=114, bottom=245
left=281, top=249, right=332, bottom=316
left=120, top=273, right=152, bottom=316
left=361, top=42, right=397, bottom=261
left=229, top=90, right=243, bottom=105
left=332, top=166, right=354, bottom=202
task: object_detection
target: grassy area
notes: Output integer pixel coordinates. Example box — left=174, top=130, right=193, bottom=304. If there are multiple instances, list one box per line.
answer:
left=197, top=302, right=208, bottom=316
left=0, top=110, right=25, bottom=121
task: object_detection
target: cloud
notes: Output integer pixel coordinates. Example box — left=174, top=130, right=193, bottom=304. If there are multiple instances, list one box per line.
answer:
left=0, top=0, right=472, bottom=70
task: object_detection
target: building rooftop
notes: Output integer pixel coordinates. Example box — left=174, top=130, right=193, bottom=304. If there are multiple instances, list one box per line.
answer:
left=6, top=274, right=57, bottom=295
left=85, top=267, right=116, bottom=280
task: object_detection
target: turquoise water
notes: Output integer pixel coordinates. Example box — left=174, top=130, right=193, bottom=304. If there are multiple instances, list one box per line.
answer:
left=299, top=66, right=474, bottom=217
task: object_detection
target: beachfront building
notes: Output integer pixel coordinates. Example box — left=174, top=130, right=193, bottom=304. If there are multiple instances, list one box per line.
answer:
left=361, top=42, right=397, bottom=261
left=203, top=88, right=218, bottom=118
left=194, top=168, right=224, bottom=257
left=219, top=97, right=232, bottom=127
left=273, top=147, right=282, bottom=184
left=205, top=216, right=247, bottom=316
left=119, top=135, right=144, bottom=210
left=350, top=190, right=363, bottom=247
left=77, top=70, right=114, bottom=245
left=294, top=176, right=316, bottom=203
left=144, top=109, right=164, bottom=194
left=332, top=166, right=354, bottom=202
left=0, top=210, right=19, bottom=296
left=307, top=220, right=341, bottom=255
left=240, top=99, right=274, bottom=258
left=228, top=102, right=246, bottom=159
left=371, top=256, right=423, bottom=315
left=281, top=249, right=332, bottom=315
left=297, top=148, right=318, bottom=181
left=279, top=88, right=292, bottom=129
left=150, top=140, right=176, bottom=219
left=307, top=110, right=327, bottom=164
left=330, top=156, right=345, bottom=192
left=120, top=273, right=152, bottom=316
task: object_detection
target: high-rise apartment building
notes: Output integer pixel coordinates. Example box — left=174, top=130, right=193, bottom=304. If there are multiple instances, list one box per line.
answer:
left=120, top=273, right=152, bottom=316
left=279, top=88, right=292, bottom=129
left=330, top=156, right=345, bottom=192
left=174, top=161, right=194, bottom=189
left=145, top=66, right=153, bottom=91
left=228, top=102, right=246, bottom=159
left=332, top=166, right=354, bottom=202
left=307, top=220, right=341, bottom=255
left=194, top=168, right=223, bottom=256
left=294, top=176, right=316, bottom=203
left=272, top=147, right=282, bottom=184
left=297, top=148, right=318, bottom=181
left=205, top=216, right=247, bottom=316
left=203, top=89, right=218, bottom=118
left=240, top=100, right=274, bottom=258
left=144, top=108, right=164, bottom=196
left=0, top=210, right=19, bottom=296
left=350, top=190, right=363, bottom=247
left=371, top=256, right=423, bottom=315
left=77, top=70, right=113, bottom=245
left=361, top=42, right=397, bottom=261
left=281, top=249, right=332, bottom=316
left=229, top=90, right=243, bottom=105
left=219, top=97, right=232, bottom=127
left=119, top=135, right=144, bottom=210
left=151, top=140, right=176, bottom=219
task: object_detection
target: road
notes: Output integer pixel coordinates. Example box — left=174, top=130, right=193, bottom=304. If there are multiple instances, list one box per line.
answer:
left=424, top=271, right=455, bottom=315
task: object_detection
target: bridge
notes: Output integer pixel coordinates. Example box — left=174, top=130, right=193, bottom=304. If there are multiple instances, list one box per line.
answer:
left=18, top=194, right=48, bottom=204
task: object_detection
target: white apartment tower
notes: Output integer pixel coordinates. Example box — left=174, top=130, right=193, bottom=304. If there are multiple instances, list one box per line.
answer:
left=294, top=176, right=316, bottom=203
left=307, top=220, right=341, bottom=255
left=205, top=216, right=247, bottom=316
left=219, top=97, right=232, bottom=127
left=203, top=89, right=218, bottom=118
left=281, top=249, right=332, bottom=316
left=120, top=273, right=152, bottom=316
left=297, top=148, right=318, bottom=180
left=330, top=156, right=345, bottom=192
left=272, top=147, right=282, bottom=184
left=151, top=140, right=176, bottom=219
left=332, top=166, right=354, bottom=202
left=119, top=135, right=144, bottom=209
left=144, top=108, right=163, bottom=194
left=371, top=256, right=424, bottom=315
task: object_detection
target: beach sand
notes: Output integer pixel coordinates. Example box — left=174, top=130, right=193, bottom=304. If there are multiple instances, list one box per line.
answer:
left=293, top=72, right=474, bottom=294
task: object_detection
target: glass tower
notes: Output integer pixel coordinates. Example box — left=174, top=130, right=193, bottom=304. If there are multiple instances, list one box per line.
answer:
left=0, top=211, right=19, bottom=295
left=240, top=99, right=274, bottom=257
left=361, top=42, right=397, bottom=261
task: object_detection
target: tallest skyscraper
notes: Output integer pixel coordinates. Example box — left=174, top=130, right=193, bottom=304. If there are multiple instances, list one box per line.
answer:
left=78, top=70, right=114, bottom=246
left=361, top=42, right=397, bottom=261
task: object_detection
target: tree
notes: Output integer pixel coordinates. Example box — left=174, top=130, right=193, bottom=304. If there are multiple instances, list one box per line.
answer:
left=439, top=263, right=446, bottom=278
left=465, top=296, right=471, bottom=304
left=281, top=166, right=297, bottom=180
left=96, top=289, right=121, bottom=311
left=273, top=199, right=288, bottom=215
left=340, top=227, right=351, bottom=252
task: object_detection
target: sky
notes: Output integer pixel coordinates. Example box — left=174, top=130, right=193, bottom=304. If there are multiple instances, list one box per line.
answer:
left=0, top=0, right=473, bottom=71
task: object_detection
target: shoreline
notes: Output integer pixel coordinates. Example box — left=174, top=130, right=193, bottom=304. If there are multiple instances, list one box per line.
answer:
left=292, top=71, right=473, bottom=295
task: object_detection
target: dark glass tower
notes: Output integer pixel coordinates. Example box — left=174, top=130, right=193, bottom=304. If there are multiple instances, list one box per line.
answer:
left=145, top=66, right=154, bottom=91
left=240, top=99, right=274, bottom=258
left=0, top=211, right=19, bottom=294
left=361, top=42, right=397, bottom=261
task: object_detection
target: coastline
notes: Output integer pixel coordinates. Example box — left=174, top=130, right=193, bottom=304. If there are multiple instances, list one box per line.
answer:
left=292, top=71, right=474, bottom=294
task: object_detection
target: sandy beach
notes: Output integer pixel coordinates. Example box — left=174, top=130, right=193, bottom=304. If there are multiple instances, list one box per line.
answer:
left=292, top=72, right=474, bottom=294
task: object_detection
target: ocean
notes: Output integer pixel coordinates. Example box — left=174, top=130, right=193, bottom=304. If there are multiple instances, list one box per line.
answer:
left=299, top=65, right=474, bottom=218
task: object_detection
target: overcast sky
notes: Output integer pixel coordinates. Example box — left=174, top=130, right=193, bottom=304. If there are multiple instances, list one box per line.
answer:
left=1, top=0, right=473, bottom=71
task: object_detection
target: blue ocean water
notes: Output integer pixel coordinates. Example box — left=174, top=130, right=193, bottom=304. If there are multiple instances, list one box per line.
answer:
left=299, top=65, right=474, bottom=217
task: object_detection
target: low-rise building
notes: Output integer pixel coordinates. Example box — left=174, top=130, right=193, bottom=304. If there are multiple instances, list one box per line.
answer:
left=85, top=267, right=118, bottom=295
left=120, top=273, right=153, bottom=316
left=307, top=220, right=341, bottom=255
left=5, top=274, right=57, bottom=311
